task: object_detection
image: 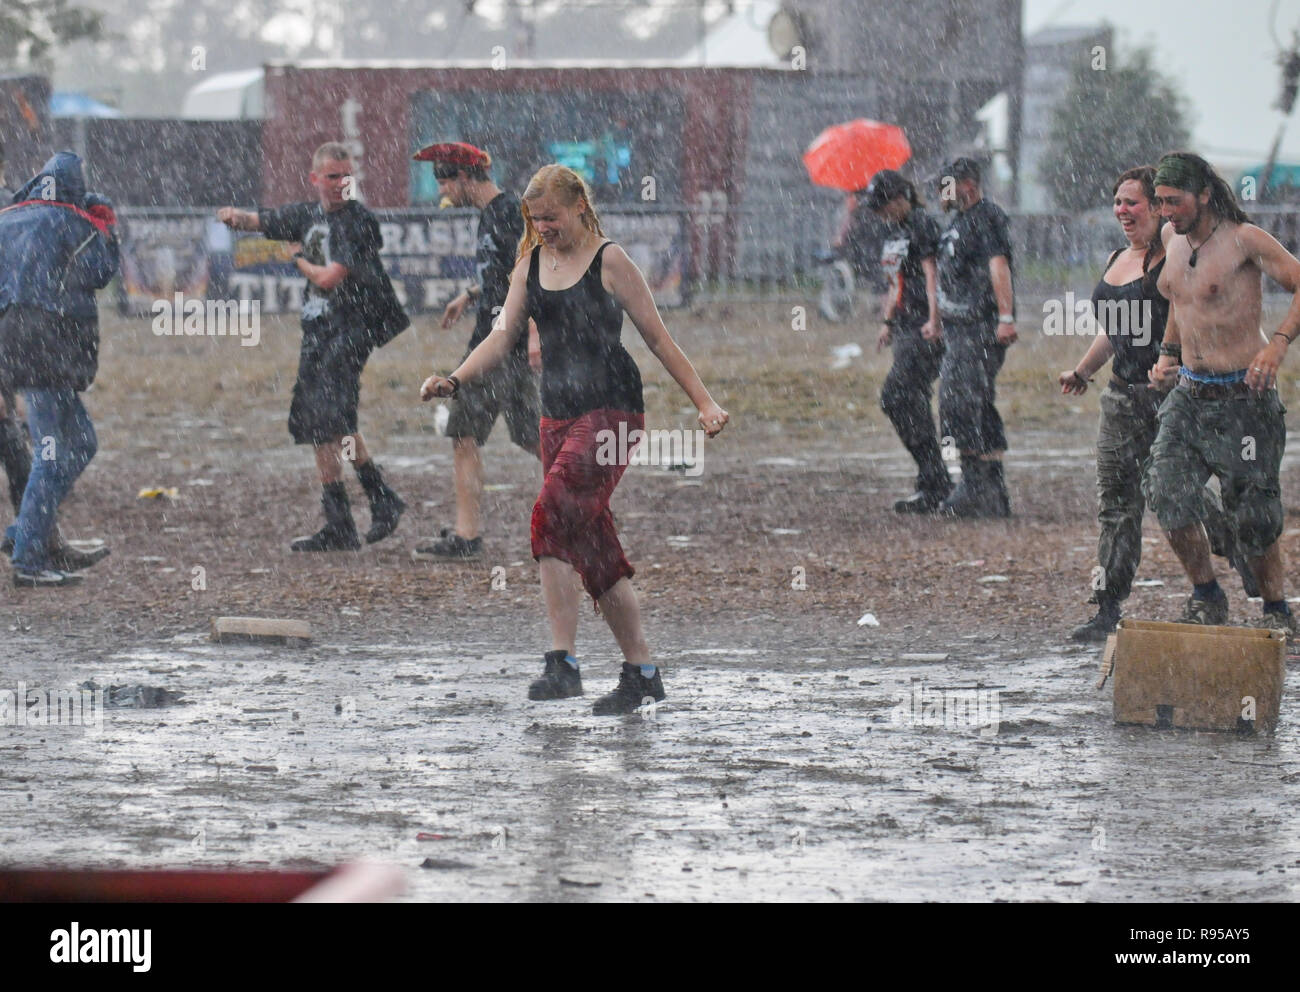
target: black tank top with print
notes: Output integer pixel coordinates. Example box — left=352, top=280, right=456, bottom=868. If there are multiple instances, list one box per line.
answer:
left=525, top=241, right=645, bottom=419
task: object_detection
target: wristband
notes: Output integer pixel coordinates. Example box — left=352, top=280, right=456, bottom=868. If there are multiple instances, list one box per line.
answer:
left=1159, top=342, right=1181, bottom=358
left=1274, top=332, right=1293, bottom=345
left=998, top=315, right=1015, bottom=325
left=447, top=374, right=460, bottom=397
left=1072, top=370, right=1091, bottom=384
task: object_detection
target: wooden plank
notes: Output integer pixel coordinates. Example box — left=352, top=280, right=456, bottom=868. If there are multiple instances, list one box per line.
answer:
left=1095, top=634, right=1117, bottom=690
left=1112, top=620, right=1285, bottom=732
left=211, top=617, right=312, bottom=644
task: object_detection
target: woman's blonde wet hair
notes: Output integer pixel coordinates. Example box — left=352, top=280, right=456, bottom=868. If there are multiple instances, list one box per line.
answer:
left=517, top=164, right=607, bottom=263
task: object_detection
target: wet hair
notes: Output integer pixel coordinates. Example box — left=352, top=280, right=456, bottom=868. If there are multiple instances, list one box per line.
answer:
left=312, top=141, right=352, bottom=170
left=1154, top=151, right=1249, bottom=225
left=434, top=163, right=490, bottom=182
left=1112, top=166, right=1164, bottom=291
left=517, top=164, right=607, bottom=263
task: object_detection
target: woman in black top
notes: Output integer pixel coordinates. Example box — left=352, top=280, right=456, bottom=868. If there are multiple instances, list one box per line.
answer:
left=1059, top=166, right=1253, bottom=641
left=423, top=165, right=728, bottom=715
left=864, top=169, right=948, bottom=512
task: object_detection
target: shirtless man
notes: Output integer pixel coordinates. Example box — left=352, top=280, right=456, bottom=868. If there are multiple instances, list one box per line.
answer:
left=1144, top=152, right=1300, bottom=634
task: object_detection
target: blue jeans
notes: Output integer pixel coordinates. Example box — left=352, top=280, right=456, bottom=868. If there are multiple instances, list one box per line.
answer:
left=9, top=390, right=97, bottom=572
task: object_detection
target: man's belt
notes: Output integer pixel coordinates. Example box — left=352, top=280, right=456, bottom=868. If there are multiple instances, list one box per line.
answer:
left=1176, top=369, right=1252, bottom=399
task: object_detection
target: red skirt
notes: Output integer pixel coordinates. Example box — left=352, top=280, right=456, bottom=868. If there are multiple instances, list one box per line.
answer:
left=530, top=408, right=644, bottom=602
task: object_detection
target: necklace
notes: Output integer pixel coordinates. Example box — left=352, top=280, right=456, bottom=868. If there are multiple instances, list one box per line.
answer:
left=548, top=233, right=590, bottom=270
left=1188, top=221, right=1220, bottom=269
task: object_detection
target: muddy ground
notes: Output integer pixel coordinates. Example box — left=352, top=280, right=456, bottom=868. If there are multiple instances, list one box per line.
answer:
left=2, top=300, right=1299, bottom=902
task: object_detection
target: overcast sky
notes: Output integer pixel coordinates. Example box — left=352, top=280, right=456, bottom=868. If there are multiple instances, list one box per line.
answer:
left=1024, top=0, right=1300, bottom=166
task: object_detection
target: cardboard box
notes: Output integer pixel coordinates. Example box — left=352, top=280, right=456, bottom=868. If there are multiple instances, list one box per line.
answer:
left=1100, top=619, right=1286, bottom=733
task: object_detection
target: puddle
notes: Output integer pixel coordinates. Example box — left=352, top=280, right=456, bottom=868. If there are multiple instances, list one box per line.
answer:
left=4, top=635, right=1297, bottom=902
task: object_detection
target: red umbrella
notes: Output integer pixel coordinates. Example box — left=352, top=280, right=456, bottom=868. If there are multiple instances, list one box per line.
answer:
left=803, top=119, right=911, bottom=192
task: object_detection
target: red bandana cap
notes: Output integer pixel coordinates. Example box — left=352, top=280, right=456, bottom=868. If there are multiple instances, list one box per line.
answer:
left=412, top=142, right=491, bottom=169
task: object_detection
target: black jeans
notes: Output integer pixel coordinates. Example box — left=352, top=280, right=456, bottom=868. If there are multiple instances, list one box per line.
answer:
left=938, top=318, right=1007, bottom=455
left=881, top=329, right=948, bottom=491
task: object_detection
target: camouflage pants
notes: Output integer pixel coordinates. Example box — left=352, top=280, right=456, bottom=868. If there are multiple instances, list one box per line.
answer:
left=1142, top=382, right=1286, bottom=561
left=1095, top=382, right=1238, bottom=603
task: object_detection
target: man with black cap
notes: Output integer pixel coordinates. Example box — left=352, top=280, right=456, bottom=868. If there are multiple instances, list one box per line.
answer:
left=1144, top=151, right=1300, bottom=635
left=933, top=156, right=1016, bottom=517
left=410, top=142, right=540, bottom=561
left=863, top=168, right=948, bottom=512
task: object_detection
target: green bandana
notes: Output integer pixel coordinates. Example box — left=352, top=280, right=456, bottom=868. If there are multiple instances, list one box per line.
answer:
left=1154, top=156, right=1203, bottom=191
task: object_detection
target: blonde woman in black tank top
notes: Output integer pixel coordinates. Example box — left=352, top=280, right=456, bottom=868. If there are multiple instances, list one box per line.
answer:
left=422, top=165, right=729, bottom=715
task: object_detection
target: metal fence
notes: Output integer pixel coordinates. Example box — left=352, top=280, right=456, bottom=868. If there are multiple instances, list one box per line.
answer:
left=684, top=203, right=1300, bottom=305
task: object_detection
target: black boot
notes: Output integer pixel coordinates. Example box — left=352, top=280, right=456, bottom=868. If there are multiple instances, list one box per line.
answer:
left=894, top=463, right=953, bottom=514
left=1071, top=597, right=1121, bottom=643
left=592, top=662, right=666, bottom=716
left=527, top=649, right=584, bottom=700
left=355, top=460, right=406, bottom=544
left=986, top=459, right=1011, bottom=517
left=291, top=481, right=361, bottom=552
left=941, top=457, right=1008, bottom=519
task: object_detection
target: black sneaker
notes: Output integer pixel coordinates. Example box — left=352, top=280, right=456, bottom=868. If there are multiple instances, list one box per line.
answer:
left=290, top=524, right=361, bottom=552
left=527, top=649, right=584, bottom=700
left=893, top=490, right=946, bottom=514
left=592, top=662, right=666, bottom=716
left=364, top=490, right=406, bottom=545
left=1251, top=610, right=1297, bottom=643
left=411, top=529, right=483, bottom=561
left=13, top=568, right=83, bottom=588
left=1177, top=591, right=1229, bottom=626
left=1070, top=603, right=1120, bottom=643
left=49, top=543, right=111, bottom=572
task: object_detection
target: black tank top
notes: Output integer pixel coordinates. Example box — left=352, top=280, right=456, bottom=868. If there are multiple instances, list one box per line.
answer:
left=1091, top=252, right=1168, bottom=385
left=526, top=241, right=645, bottom=419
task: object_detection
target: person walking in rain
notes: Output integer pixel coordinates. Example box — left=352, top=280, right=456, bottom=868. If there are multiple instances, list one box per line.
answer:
left=217, top=142, right=410, bottom=552
left=934, top=157, right=1015, bottom=517
left=409, top=142, right=541, bottom=562
left=422, top=165, right=729, bottom=714
left=863, top=169, right=949, bottom=513
left=0, top=151, right=119, bottom=587
left=0, top=141, right=111, bottom=574
left=1145, top=151, right=1300, bottom=636
left=1059, top=166, right=1258, bottom=642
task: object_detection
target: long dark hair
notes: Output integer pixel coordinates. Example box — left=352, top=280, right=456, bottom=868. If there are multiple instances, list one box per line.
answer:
left=1112, top=165, right=1164, bottom=291
left=1156, top=151, right=1250, bottom=224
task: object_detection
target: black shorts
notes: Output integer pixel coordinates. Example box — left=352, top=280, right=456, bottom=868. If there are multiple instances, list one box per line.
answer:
left=444, top=351, right=540, bottom=450
left=288, top=320, right=371, bottom=446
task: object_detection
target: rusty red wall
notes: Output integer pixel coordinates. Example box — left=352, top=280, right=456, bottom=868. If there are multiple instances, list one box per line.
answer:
left=261, top=65, right=766, bottom=210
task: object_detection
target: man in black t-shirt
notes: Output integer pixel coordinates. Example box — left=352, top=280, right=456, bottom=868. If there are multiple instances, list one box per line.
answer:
left=217, top=142, right=410, bottom=551
left=864, top=170, right=949, bottom=513
left=934, top=157, right=1017, bottom=518
left=409, top=142, right=540, bottom=561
